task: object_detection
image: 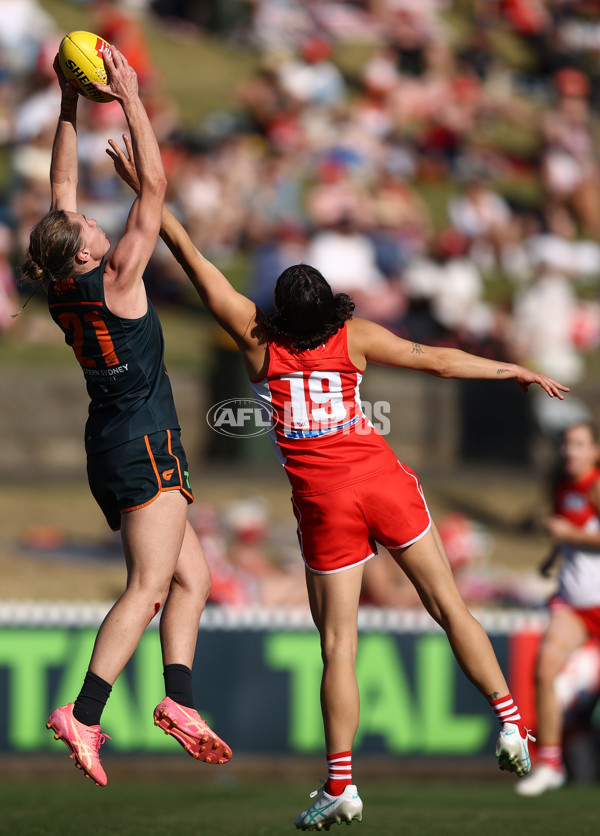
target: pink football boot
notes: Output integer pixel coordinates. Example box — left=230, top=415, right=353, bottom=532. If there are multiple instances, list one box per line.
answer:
left=47, top=703, right=110, bottom=786
left=153, top=697, right=232, bottom=764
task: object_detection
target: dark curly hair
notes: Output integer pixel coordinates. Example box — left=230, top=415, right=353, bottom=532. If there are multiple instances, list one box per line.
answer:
left=261, top=264, right=355, bottom=351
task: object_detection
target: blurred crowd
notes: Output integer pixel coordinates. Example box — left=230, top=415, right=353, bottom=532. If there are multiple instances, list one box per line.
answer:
left=190, top=498, right=555, bottom=609
left=3, top=0, right=600, bottom=604
left=1, top=0, right=600, bottom=390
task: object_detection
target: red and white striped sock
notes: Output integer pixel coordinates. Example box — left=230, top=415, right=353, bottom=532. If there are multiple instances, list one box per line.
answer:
left=489, top=692, right=522, bottom=727
left=538, top=744, right=563, bottom=770
left=325, top=750, right=352, bottom=796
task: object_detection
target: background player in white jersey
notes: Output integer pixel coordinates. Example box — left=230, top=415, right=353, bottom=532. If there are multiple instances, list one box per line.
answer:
left=516, top=421, right=600, bottom=797
left=109, top=136, right=569, bottom=830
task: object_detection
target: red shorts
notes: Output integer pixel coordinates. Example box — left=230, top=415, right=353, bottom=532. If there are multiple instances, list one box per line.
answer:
left=550, top=596, right=600, bottom=639
left=291, top=460, right=431, bottom=574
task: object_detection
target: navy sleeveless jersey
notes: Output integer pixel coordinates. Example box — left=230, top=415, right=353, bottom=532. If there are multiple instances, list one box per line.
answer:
left=48, top=259, right=180, bottom=454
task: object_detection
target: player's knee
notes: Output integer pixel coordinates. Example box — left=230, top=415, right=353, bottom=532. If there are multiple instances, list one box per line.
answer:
left=535, top=648, right=562, bottom=687
left=170, top=564, right=212, bottom=603
left=320, top=634, right=358, bottom=664
left=134, top=592, right=168, bottom=627
left=127, top=575, right=171, bottom=606
left=149, top=588, right=170, bottom=613
left=427, top=596, right=468, bottom=631
left=201, top=573, right=212, bottom=604
left=186, top=573, right=211, bottom=607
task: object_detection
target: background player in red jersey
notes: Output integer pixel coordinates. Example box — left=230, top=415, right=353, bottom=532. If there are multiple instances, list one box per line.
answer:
left=516, top=421, right=600, bottom=797
left=20, top=50, right=230, bottom=786
left=109, top=135, right=569, bottom=830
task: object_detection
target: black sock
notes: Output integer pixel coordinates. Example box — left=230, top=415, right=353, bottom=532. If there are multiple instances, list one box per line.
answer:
left=73, top=670, right=112, bottom=726
left=164, top=663, right=195, bottom=709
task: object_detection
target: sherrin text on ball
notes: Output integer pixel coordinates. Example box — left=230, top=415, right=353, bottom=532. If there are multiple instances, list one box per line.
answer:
left=58, top=31, right=114, bottom=103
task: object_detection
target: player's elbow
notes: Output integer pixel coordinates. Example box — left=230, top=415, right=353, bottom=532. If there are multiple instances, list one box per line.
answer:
left=418, top=357, right=448, bottom=378
left=140, top=171, right=167, bottom=199
left=154, top=172, right=168, bottom=199
left=426, top=349, right=457, bottom=379
left=432, top=362, right=452, bottom=379
left=157, top=171, right=168, bottom=195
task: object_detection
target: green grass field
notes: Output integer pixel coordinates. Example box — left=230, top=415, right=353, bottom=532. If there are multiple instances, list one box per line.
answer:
left=1, top=778, right=598, bottom=836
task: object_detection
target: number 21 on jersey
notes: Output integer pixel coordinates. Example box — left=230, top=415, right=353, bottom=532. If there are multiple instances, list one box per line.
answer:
left=57, top=309, right=120, bottom=368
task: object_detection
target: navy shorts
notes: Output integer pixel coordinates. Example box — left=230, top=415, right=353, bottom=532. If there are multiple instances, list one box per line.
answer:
left=87, top=429, right=194, bottom=531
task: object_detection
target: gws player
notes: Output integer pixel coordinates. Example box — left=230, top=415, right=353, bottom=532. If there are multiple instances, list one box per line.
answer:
left=20, top=50, right=231, bottom=785
left=108, top=136, right=569, bottom=829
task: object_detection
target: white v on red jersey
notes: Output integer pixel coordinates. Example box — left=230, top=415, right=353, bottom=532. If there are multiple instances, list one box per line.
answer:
left=249, top=323, right=398, bottom=496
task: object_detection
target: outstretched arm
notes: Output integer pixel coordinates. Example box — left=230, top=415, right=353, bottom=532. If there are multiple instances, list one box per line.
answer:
left=106, top=134, right=260, bottom=347
left=160, top=208, right=261, bottom=343
left=50, top=55, right=80, bottom=212
left=348, top=318, right=569, bottom=399
left=96, top=48, right=166, bottom=298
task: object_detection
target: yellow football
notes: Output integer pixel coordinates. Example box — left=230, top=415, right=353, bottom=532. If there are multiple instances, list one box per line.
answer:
left=59, top=30, right=114, bottom=103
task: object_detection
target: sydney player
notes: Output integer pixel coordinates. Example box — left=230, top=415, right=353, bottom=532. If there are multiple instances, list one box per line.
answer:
left=20, top=49, right=231, bottom=785
left=108, top=135, right=568, bottom=829
left=516, top=421, right=600, bottom=796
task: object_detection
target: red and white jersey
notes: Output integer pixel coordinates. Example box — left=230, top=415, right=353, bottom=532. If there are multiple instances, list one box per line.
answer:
left=554, top=467, right=600, bottom=609
left=250, top=322, right=397, bottom=496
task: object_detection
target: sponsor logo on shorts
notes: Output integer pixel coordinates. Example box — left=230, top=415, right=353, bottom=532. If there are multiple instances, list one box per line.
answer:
left=206, top=398, right=276, bottom=438
left=162, top=469, right=174, bottom=481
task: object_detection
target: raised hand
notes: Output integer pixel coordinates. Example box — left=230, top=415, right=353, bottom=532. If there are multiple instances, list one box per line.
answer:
left=106, top=133, right=140, bottom=193
left=92, top=46, right=138, bottom=105
left=53, top=53, right=79, bottom=102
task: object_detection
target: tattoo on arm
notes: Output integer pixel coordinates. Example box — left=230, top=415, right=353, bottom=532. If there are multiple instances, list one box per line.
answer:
left=412, top=343, right=424, bottom=355
left=496, top=368, right=509, bottom=375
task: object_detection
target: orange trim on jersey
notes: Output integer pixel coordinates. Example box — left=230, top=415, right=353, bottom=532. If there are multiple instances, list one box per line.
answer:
left=49, top=301, right=103, bottom=308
